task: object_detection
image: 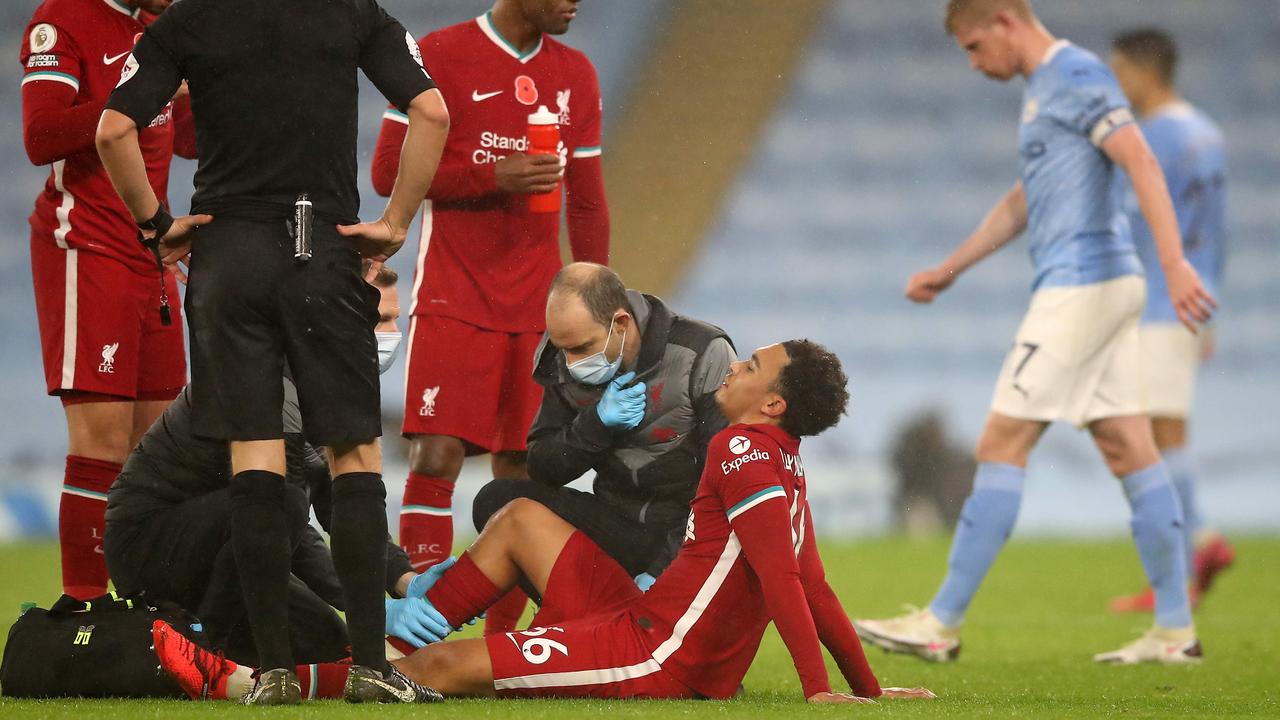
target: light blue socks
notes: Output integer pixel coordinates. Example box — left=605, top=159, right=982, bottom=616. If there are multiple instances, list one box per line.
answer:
left=1122, top=462, right=1193, bottom=629
left=929, top=463, right=1024, bottom=627
left=1162, top=446, right=1202, bottom=572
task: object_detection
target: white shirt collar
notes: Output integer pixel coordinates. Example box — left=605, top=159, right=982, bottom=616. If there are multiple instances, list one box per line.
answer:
left=1040, top=39, right=1070, bottom=68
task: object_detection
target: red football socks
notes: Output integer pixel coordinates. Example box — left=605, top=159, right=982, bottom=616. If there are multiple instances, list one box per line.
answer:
left=59, top=455, right=119, bottom=599
left=400, top=473, right=454, bottom=571
left=484, top=587, right=528, bottom=635
left=426, top=551, right=504, bottom=629
left=295, top=661, right=351, bottom=700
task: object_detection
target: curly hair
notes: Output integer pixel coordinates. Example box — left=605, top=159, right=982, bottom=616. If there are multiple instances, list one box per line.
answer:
left=773, top=339, right=850, bottom=437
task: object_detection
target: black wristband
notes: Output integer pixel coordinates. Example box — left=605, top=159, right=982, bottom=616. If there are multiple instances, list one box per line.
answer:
left=136, top=204, right=174, bottom=250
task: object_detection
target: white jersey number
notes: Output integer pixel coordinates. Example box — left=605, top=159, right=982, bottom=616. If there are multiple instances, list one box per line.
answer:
left=516, top=627, right=568, bottom=665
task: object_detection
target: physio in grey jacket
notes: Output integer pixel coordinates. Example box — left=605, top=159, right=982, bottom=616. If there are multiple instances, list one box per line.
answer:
left=473, top=263, right=734, bottom=579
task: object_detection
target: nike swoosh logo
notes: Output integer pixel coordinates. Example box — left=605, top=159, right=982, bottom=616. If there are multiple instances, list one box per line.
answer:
left=103, top=51, right=129, bottom=65
left=472, top=89, right=503, bottom=102
left=368, top=676, right=416, bottom=702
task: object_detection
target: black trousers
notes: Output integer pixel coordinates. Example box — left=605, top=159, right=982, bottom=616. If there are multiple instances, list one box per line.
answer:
left=472, top=479, right=676, bottom=578
left=104, top=490, right=350, bottom=666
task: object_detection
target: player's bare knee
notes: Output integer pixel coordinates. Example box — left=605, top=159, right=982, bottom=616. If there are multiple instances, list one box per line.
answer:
left=488, top=497, right=555, bottom=540
left=409, top=435, right=465, bottom=477
left=491, top=451, right=529, bottom=480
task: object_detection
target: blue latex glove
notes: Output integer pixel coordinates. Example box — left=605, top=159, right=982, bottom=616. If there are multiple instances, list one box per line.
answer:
left=405, top=556, right=456, bottom=598
left=634, top=572, right=657, bottom=592
left=384, top=596, right=451, bottom=648
left=596, top=371, right=647, bottom=429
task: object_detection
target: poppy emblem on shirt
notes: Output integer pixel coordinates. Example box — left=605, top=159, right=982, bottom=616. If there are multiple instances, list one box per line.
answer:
left=515, top=75, right=538, bottom=106
left=728, top=435, right=751, bottom=454
left=116, top=53, right=139, bottom=88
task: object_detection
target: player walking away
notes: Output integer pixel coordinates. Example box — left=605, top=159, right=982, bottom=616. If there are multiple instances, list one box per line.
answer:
left=1108, top=28, right=1234, bottom=614
left=854, top=0, right=1216, bottom=666
left=96, top=0, right=448, bottom=705
left=371, top=0, right=609, bottom=634
left=156, top=340, right=934, bottom=704
left=19, top=0, right=193, bottom=600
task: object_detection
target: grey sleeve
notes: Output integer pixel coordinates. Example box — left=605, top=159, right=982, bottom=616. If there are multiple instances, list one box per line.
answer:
left=691, top=338, right=735, bottom=395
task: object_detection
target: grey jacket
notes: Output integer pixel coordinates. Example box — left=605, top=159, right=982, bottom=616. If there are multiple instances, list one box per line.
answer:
left=526, top=291, right=734, bottom=571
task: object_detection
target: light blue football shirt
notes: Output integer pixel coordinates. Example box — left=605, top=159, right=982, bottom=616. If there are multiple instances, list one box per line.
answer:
left=1018, top=41, right=1144, bottom=290
left=1122, top=102, right=1227, bottom=324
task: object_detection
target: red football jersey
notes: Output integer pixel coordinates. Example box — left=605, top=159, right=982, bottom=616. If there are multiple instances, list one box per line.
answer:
left=630, top=425, right=814, bottom=697
left=21, top=0, right=178, bottom=273
left=375, top=13, right=607, bottom=332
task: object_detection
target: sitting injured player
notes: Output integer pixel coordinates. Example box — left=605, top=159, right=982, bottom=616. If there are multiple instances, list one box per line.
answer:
left=156, top=339, right=934, bottom=703
left=107, top=264, right=453, bottom=667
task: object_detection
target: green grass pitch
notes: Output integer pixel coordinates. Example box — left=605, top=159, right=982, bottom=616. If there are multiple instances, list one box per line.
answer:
left=1, top=536, right=1276, bottom=718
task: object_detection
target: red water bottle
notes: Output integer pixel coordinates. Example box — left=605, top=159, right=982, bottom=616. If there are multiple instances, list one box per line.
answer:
left=527, top=105, right=561, bottom=213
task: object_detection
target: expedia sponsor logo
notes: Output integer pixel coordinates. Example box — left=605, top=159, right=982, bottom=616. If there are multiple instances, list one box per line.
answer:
left=721, top=447, right=771, bottom=475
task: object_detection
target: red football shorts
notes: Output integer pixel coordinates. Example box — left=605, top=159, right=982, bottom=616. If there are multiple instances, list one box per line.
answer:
left=401, top=314, right=543, bottom=453
left=485, top=532, right=694, bottom=699
left=30, top=231, right=185, bottom=401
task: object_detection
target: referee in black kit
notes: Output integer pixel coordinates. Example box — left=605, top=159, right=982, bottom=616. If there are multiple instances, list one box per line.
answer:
left=96, top=0, right=448, bottom=706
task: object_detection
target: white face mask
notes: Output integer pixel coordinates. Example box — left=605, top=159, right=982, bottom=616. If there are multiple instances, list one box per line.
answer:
left=566, top=316, right=625, bottom=385
left=376, top=331, right=403, bottom=375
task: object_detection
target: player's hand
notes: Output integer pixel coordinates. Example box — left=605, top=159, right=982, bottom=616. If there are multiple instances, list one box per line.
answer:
left=905, top=266, right=956, bottom=304
left=154, top=214, right=213, bottom=264
left=880, top=687, right=937, bottom=700
left=172, top=81, right=189, bottom=101
left=171, top=252, right=192, bottom=285
left=1163, top=259, right=1217, bottom=333
left=405, top=556, right=456, bottom=599
left=597, top=371, right=647, bottom=429
left=384, top=597, right=451, bottom=648
left=336, top=216, right=407, bottom=261
left=807, top=692, right=876, bottom=704
left=495, top=152, right=563, bottom=195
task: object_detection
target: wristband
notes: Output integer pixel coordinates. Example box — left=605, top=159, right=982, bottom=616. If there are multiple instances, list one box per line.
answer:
left=136, top=204, right=175, bottom=249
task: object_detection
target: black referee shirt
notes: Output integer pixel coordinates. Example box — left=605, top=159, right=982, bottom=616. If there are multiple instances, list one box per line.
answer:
left=106, top=0, right=436, bottom=224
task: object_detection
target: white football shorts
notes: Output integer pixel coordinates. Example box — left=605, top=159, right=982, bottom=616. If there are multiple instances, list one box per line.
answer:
left=990, top=275, right=1147, bottom=427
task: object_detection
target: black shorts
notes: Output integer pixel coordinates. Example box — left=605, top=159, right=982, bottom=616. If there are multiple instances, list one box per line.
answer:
left=184, top=218, right=381, bottom=445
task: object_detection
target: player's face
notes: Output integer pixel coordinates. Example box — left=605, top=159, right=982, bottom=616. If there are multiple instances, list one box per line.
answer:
left=1109, top=52, right=1150, bottom=108
left=715, top=344, right=790, bottom=424
left=126, top=0, right=173, bottom=13
left=954, top=21, right=1018, bottom=82
left=522, top=0, right=581, bottom=36
left=547, top=295, right=629, bottom=368
left=375, top=284, right=400, bottom=334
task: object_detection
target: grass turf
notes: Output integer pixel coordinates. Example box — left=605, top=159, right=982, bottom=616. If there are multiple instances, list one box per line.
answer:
left=0, top=536, right=1276, bottom=718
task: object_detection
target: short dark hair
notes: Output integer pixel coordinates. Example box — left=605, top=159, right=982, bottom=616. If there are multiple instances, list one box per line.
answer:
left=773, top=339, right=850, bottom=437
left=1113, top=28, right=1178, bottom=85
left=549, top=262, right=630, bottom=327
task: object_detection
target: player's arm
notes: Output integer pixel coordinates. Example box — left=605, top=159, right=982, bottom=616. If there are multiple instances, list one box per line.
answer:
left=728, top=486, right=840, bottom=701
left=338, top=6, right=447, bottom=260
left=906, top=182, right=1027, bottom=303
left=98, top=27, right=210, bottom=252
left=714, top=437, right=839, bottom=701
left=525, top=387, right=611, bottom=485
left=565, top=59, right=609, bottom=264
left=1103, top=125, right=1216, bottom=331
left=20, top=21, right=101, bottom=166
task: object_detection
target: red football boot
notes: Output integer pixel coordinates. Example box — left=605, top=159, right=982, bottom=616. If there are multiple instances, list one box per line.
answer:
left=152, top=619, right=240, bottom=700
left=1192, top=535, right=1236, bottom=594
